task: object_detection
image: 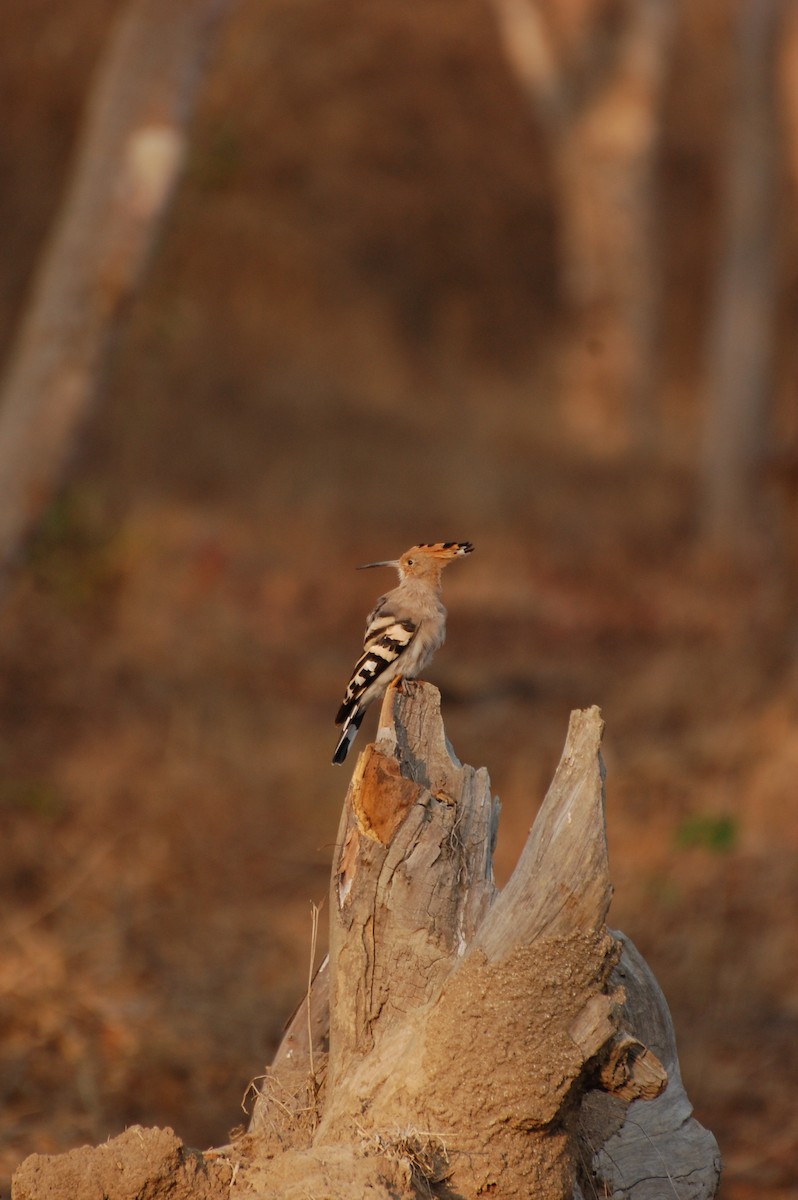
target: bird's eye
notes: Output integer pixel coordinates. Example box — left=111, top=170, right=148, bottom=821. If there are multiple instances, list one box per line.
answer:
left=406, top=558, right=414, bottom=566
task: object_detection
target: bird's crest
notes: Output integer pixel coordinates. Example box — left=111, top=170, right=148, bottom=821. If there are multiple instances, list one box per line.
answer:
left=412, top=541, right=474, bottom=559
left=358, top=542, right=474, bottom=571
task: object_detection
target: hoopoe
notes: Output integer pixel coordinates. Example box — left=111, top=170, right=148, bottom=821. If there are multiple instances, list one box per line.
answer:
left=332, top=541, right=474, bottom=764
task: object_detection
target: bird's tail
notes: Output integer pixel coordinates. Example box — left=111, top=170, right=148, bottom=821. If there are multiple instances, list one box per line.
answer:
left=332, top=708, right=365, bottom=764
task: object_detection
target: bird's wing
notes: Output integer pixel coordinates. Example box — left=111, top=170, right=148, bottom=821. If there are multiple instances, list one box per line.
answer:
left=335, top=607, right=417, bottom=726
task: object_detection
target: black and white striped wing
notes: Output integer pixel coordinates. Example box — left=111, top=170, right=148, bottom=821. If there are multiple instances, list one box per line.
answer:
left=335, top=611, right=417, bottom=726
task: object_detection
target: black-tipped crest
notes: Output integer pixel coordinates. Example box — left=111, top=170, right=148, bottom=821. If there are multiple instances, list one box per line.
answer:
left=358, top=542, right=473, bottom=570
left=412, top=541, right=473, bottom=557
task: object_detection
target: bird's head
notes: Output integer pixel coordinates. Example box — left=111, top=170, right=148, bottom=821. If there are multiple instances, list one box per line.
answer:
left=358, top=542, right=474, bottom=584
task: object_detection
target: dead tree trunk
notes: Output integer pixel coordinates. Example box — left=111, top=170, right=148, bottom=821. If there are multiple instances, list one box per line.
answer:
left=12, top=683, right=720, bottom=1200
left=242, top=682, right=720, bottom=1199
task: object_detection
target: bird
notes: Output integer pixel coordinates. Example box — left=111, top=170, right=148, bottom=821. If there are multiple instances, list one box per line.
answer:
left=332, top=541, right=474, bottom=764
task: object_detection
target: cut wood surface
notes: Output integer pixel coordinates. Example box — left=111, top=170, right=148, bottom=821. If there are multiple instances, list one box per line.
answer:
left=13, top=682, right=720, bottom=1200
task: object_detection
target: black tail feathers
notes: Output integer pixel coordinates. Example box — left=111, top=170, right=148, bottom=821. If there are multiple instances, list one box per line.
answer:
left=332, top=709, right=365, bottom=764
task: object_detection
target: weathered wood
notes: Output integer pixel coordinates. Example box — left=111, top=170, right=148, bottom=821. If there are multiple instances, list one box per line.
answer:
left=597, top=1031, right=668, bottom=1103
left=246, top=954, right=330, bottom=1143
left=15, top=683, right=718, bottom=1200
left=269, top=954, right=330, bottom=1078
left=472, top=704, right=611, bottom=959
left=239, top=684, right=719, bottom=1199
left=327, top=681, right=499, bottom=1092
left=579, top=932, right=722, bottom=1199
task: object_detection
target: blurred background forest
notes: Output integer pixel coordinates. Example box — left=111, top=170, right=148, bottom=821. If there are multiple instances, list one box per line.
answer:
left=0, top=0, right=797, bottom=1196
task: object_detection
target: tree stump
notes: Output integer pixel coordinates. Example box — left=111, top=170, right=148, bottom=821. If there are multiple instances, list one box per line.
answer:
left=12, top=682, right=721, bottom=1200
left=243, top=682, right=720, bottom=1199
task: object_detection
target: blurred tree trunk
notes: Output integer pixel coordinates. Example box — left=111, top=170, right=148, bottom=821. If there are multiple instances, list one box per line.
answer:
left=0, top=0, right=233, bottom=588
left=769, top=2, right=798, bottom=626
left=783, top=2, right=798, bottom=191
left=700, top=0, right=784, bottom=555
left=489, top=0, right=674, bottom=455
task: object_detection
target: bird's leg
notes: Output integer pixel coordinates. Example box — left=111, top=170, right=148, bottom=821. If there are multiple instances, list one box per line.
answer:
left=393, top=675, right=406, bottom=695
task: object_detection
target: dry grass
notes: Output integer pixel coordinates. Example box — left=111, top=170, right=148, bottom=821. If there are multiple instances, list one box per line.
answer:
left=356, top=1123, right=451, bottom=1194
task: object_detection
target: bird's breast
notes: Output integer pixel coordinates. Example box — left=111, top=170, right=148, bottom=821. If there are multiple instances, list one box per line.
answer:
left=401, top=620, right=445, bottom=679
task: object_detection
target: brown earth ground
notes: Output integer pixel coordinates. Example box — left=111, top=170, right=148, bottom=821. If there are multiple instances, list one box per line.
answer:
left=1, top=1, right=798, bottom=1198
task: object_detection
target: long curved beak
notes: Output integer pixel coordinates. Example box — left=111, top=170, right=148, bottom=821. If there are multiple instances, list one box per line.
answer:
left=357, top=559, right=397, bottom=570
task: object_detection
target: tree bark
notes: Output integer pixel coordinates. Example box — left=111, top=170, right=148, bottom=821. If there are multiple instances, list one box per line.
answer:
left=243, top=682, right=720, bottom=1199
left=0, top=0, right=233, bottom=587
